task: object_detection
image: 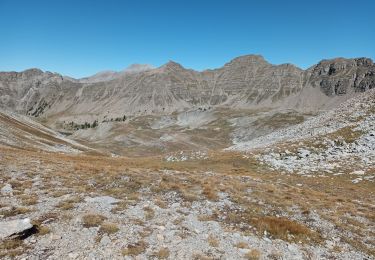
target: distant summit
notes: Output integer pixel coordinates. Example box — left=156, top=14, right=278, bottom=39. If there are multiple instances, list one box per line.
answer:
left=79, top=64, right=154, bottom=83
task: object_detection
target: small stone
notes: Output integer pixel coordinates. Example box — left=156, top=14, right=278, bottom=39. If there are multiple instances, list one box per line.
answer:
left=157, top=234, right=164, bottom=241
left=350, top=170, right=365, bottom=175
left=1, top=184, right=13, bottom=195
left=100, top=235, right=111, bottom=246
left=263, top=237, right=272, bottom=243
left=158, top=225, right=166, bottom=231
left=84, top=196, right=120, bottom=205
left=50, top=234, right=62, bottom=240
left=68, top=252, right=79, bottom=259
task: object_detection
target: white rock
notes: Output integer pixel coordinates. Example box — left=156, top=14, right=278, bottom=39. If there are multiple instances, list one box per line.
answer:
left=84, top=196, right=120, bottom=205
left=157, top=234, right=164, bottom=241
left=1, top=183, right=13, bottom=195
left=350, top=170, right=365, bottom=175
left=0, top=218, right=33, bottom=239
left=100, top=235, right=111, bottom=246
left=68, top=252, right=79, bottom=258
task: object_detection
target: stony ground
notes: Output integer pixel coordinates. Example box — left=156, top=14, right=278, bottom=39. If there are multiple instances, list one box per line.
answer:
left=0, top=146, right=374, bottom=259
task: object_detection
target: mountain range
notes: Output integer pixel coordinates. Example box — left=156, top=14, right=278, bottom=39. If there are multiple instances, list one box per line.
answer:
left=0, top=54, right=374, bottom=155
left=1, top=55, right=373, bottom=125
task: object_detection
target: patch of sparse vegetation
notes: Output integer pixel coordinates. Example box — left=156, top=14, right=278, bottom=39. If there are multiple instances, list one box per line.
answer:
left=244, top=249, right=261, bottom=260
left=153, top=247, right=170, bottom=259
left=20, top=195, right=38, bottom=206
left=0, top=206, right=31, bottom=217
left=252, top=216, right=317, bottom=242
left=202, top=184, right=218, bottom=201
left=56, top=196, right=82, bottom=210
left=0, top=239, right=27, bottom=258
left=328, top=126, right=363, bottom=143
left=207, top=234, right=219, bottom=247
left=235, top=241, right=249, bottom=249
left=99, top=222, right=119, bottom=235
left=64, top=119, right=99, bottom=130
left=144, top=206, right=155, bottom=220
left=122, top=240, right=148, bottom=256
left=82, top=214, right=107, bottom=228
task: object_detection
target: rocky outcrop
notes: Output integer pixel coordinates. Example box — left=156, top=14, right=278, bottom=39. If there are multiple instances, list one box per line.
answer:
left=307, top=57, right=375, bottom=96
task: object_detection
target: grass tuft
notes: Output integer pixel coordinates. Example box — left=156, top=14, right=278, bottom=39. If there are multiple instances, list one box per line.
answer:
left=82, top=214, right=107, bottom=228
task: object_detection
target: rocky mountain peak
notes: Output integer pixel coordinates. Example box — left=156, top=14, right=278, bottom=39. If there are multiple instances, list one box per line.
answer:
left=224, top=54, right=267, bottom=67
left=161, top=61, right=185, bottom=71
left=22, top=68, right=44, bottom=76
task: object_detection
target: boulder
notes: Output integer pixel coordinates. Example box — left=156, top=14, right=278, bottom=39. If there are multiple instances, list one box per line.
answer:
left=0, top=218, right=33, bottom=240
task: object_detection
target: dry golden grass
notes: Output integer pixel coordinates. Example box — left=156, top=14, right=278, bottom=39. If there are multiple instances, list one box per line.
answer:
left=36, top=225, right=51, bottom=236
left=122, top=240, right=148, bottom=256
left=8, top=179, right=32, bottom=191
left=328, top=126, right=363, bottom=143
left=198, top=214, right=216, bottom=222
left=207, top=234, right=219, bottom=247
left=144, top=206, right=155, bottom=220
left=56, top=196, right=82, bottom=210
left=192, top=253, right=214, bottom=260
left=235, top=241, right=249, bottom=249
left=244, top=249, right=261, bottom=260
left=252, top=216, right=316, bottom=242
left=99, top=222, right=119, bottom=234
left=154, top=197, right=167, bottom=209
left=110, top=200, right=128, bottom=213
left=20, top=195, right=38, bottom=206
left=139, top=227, right=153, bottom=238
left=1, top=146, right=374, bottom=253
left=0, top=239, right=26, bottom=258
left=202, top=185, right=218, bottom=201
left=82, top=214, right=107, bottom=228
left=51, top=190, right=68, bottom=198
left=153, top=247, right=170, bottom=259
left=0, top=206, right=31, bottom=217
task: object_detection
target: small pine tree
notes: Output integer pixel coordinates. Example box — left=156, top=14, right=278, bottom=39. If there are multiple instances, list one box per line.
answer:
left=92, top=120, right=98, bottom=128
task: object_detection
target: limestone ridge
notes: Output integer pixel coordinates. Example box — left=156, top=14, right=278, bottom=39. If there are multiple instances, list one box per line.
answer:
left=0, top=55, right=374, bottom=124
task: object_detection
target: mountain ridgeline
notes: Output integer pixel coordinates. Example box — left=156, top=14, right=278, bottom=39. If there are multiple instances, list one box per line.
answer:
left=0, top=55, right=374, bottom=125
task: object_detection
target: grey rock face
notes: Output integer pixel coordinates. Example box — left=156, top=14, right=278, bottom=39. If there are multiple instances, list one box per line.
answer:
left=307, top=58, right=375, bottom=96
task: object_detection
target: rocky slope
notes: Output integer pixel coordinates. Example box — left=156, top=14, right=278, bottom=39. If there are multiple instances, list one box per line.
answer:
left=0, top=109, right=90, bottom=153
left=229, top=88, right=375, bottom=181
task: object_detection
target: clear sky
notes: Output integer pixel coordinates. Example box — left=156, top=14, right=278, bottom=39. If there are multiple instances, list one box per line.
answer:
left=0, top=0, right=374, bottom=78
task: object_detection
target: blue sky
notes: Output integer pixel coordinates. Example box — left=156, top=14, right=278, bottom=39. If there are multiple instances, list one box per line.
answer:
left=0, top=0, right=374, bottom=78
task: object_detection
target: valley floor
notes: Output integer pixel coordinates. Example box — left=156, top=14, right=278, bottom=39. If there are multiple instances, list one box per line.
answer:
left=0, top=147, right=374, bottom=259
